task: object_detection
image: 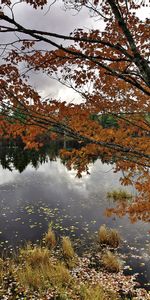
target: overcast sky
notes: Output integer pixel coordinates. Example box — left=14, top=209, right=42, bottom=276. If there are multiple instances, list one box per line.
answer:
left=1, top=0, right=96, bottom=103
left=1, top=0, right=149, bottom=103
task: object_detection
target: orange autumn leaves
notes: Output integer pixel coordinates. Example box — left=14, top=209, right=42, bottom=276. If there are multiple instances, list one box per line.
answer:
left=0, top=0, right=150, bottom=221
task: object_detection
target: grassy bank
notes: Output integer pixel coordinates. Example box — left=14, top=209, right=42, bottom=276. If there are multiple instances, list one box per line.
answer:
left=0, top=226, right=149, bottom=300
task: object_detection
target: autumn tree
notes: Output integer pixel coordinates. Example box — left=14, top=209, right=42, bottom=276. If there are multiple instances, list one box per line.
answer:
left=0, top=0, right=150, bottom=221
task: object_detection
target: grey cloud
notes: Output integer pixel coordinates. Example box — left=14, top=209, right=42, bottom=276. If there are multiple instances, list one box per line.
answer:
left=13, top=1, right=89, bottom=33
left=1, top=0, right=91, bottom=102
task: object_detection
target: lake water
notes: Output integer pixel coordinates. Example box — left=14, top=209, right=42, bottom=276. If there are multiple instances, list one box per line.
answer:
left=0, top=144, right=149, bottom=290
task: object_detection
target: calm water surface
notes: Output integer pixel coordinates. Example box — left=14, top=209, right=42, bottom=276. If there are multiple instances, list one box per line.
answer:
left=0, top=145, right=149, bottom=290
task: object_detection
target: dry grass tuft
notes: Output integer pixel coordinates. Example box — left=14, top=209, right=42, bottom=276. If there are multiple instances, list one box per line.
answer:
left=98, top=225, right=109, bottom=244
left=0, top=258, right=4, bottom=283
left=1, top=233, right=147, bottom=300
left=80, top=284, right=117, bottom=300
left=17, top=264, right=43, bottom=290
left=49, top=263, right=71, bottom=287
left=20, top=244, right=50, bottom=267
left=0, top=258, right=16, bottom=285
left=98, top=225, right=121, bottom=248
left=101, top=251, right=122, bottom=273
left=62, top=236, right=75, bottom=259
left=108, top=229, right=121, bottom=248
left=17, top=260, right=71, bottom=291
left=44, top=227, right=57, bottom=249
left=107, top=189, right=132, bottom=201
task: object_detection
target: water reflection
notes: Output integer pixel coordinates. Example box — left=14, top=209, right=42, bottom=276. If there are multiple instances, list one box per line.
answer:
left=0, top=143, right=149, bottom=290
left=0, top=141, right=62, bottom=172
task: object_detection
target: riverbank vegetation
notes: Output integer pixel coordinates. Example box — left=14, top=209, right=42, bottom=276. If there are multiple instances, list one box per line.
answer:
left=0, top=226, right=149, bottom=300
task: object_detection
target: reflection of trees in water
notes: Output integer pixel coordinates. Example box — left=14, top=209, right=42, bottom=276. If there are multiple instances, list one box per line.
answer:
left=0, top=140, right=81, bottom=173
left=0, top=139, right=115, bottom=173
left=0, top=141, right=149, bottom=223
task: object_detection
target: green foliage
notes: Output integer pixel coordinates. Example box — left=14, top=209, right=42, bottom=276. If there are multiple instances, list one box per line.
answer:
left=100, top=114, right=119, bottom=128
left=145, top=113, right=150, bottom=124
left=90, top=113, right=119, bottom=128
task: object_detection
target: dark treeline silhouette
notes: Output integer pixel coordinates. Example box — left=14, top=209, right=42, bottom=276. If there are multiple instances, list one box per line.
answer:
left=0, top=140, right=85, bottom=173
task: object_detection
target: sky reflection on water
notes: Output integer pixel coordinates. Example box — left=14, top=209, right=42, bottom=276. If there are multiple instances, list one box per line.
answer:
left=0, top=158, right=149, bottom=289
